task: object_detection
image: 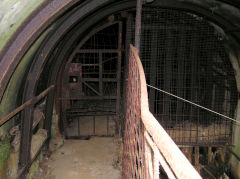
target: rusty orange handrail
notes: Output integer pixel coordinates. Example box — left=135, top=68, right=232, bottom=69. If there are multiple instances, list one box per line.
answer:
left=130, top=44, right=201, bottom=179
left=0, top=85, right=54, bottom=126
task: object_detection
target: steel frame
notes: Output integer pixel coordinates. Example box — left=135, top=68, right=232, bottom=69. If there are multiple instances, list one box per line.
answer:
left=18, top=2, right=136, bottom=177
left=60, top=21, right=122, bottom=138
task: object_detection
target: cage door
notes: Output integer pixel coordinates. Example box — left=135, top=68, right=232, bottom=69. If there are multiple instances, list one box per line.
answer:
left=60, top=22, right=122, bottom=138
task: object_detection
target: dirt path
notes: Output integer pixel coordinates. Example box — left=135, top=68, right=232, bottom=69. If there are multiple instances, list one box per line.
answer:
left=38, top=137, right=121, bottom=179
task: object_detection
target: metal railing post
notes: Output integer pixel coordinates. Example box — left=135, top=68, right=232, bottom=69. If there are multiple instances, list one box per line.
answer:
left=135, top=0, right=142, bottom=50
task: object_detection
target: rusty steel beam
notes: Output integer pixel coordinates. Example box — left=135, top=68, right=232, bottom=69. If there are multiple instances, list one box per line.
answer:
left=0, top=0, right=80, bottom=102
left=44, top=89, right=55, bottom=139
left=17, top=136, right=48, bottom=179
left=135, top=0, right=143, bottom=49
left=134, top=0, right=142, bottom=49
left=17, top=1, right=136, bottom=165
left=0, top=0, right=136, bottom=102
left=19, top=85, right=54, bottom=179
left=22, top=0, right=136, bottom=139
left=0, top=85, right=54, bottom=127
left=116, top=22, right=123, bottom=114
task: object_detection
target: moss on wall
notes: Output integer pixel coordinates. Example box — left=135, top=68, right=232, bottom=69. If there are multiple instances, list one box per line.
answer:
left=0, top=27, right=52, bottom=177
left=28, top=152, right=43, bottom=179
left=0, top=0, right=56, bottom=174
left=0, top=28, right=50, bottom=139
left=0, top=138, right=10, bottom=169
left=0, top=0, right=44, bottom=51
left=0, top=0, right=47, bottom=138
left=7, top=152, right=19, bottom=179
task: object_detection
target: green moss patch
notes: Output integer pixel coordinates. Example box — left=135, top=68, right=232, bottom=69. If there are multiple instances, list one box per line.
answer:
left=0, top=139, right=10, bottom=169
left=0, top=0, right=44, bottom=51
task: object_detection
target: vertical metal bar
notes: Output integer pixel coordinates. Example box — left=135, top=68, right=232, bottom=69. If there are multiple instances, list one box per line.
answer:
left=79, top=64, right=83, bottom=96
left=194, top=147, right=200, bottom=173
left=44, top=90, right=55, bottom=147
left=93, top=115, right=95, bottom=135
left=135, top=0, right=142, bottom=50
left=208, top=147, right=212, bottom=164
left=78, top=117, right=80, bottom=136
left=107, top=115, right=109, bottom=135
left=189, top=30, right=197, bottom=144
left=116, top=22, right=122, bottom=114
left=123, top=15, right=132, bottom=118
left=62, top=107, right=68, bottom=138
left=149, top=30, right=158, bottom=113
left=19, top=105, right=34, bottom=179
left=164, top=31, right=172, bottom=123
left=99, top=52, right=103, bottom=96
left=176, top=29, right=185, bottom=132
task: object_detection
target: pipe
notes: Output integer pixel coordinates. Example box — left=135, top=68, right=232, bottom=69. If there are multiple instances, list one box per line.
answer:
left=0, top=85, right=54, bottom=126
left=135, top=0, right=142, bottom=49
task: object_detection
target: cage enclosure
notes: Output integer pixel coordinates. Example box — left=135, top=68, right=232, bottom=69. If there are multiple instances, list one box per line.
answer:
left=56, top=5, right=237, bottom=177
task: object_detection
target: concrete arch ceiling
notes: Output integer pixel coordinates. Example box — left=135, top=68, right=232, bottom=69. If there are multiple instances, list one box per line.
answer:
left=0, top=0, right=240, bottom=103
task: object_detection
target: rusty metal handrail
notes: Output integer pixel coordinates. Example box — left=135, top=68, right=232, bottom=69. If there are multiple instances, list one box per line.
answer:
left=0, top=85, right=55, bottom=127
left=130, top=44, right=201, bottom=179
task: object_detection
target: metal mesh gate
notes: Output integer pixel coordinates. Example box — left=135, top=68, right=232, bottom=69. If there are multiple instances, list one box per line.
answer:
left=60, top=22, right=122, bottom=138
left=127, top=7, right=237, bottom=145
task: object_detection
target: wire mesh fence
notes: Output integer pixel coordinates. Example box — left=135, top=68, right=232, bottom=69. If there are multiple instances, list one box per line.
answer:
left=122, top=45, right=146, bottom=179
left=122, top=44, right=201, bottom=179
left=127, top=7, right=238, bottom=146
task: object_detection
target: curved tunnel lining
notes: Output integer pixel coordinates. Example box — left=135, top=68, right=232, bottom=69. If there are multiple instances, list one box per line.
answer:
left=0, top=0, right=240, bottom=176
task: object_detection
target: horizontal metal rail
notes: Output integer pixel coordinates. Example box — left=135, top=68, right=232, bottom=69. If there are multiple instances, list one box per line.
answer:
left=130, top=44, right=201, bottom=179
left=0, top=85, right=55, bottom=126
left=0, top=85, right=54, bottom=179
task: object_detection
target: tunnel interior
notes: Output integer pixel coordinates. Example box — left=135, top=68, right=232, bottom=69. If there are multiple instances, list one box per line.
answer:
left=48, top=6, right=239, bottom=144
left=38, top=4, right=238, bottom=176
left=1, top=0, right=240, bottom=178
left=39, top=6, right=238, bottom=176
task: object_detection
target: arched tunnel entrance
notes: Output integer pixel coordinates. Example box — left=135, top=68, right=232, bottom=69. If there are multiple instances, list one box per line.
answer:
left=0, top=0, right=240, bottom=178
left=56, top=7, right=238, bottom=144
